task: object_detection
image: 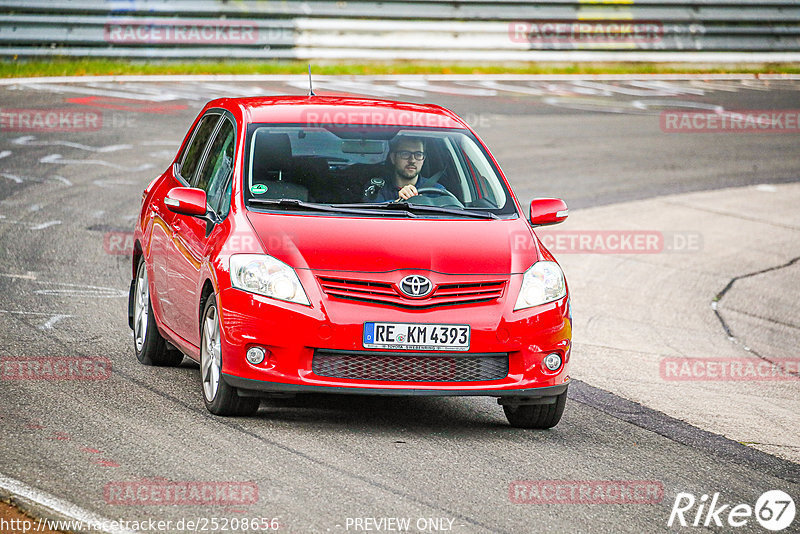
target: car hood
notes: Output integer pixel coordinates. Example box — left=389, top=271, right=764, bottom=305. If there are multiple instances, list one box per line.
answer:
left=245, top=212, right=540, bottom=274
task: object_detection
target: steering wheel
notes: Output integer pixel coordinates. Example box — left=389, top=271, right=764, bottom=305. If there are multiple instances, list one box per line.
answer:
left=409, top=187, right=464, bottom=208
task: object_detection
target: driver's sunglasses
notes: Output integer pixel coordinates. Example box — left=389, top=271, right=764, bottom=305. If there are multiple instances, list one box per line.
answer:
left=395, top=150, right=426, bottom=161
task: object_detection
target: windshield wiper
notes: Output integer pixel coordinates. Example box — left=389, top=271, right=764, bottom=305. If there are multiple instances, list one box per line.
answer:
left=248, top=198, right=414, bottom=217
left=249, top=198, right=497, bottom=219
left=335, top=201, right=498, bottom=219
left=249, top=198, right=330, bottom=211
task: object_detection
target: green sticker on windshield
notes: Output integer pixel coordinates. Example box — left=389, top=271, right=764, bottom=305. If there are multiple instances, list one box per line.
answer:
left=251, top=184, right=268, bottom=195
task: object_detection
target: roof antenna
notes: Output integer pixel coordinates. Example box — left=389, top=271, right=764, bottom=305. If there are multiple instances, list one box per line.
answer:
left=307, top=64, right=315, bottom=96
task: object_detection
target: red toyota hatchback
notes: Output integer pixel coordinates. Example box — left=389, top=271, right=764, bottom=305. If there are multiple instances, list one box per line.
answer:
left=128, top=95, right=572, bottom=428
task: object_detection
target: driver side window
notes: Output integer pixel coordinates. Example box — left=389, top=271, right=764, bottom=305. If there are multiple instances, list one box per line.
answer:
left=179, top=114, right=219, bottom=183
left=195, top=117, right=235, bottom=218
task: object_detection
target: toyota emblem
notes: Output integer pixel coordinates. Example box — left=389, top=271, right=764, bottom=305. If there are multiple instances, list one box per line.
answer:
left=399, top=275, right=433, bottom=298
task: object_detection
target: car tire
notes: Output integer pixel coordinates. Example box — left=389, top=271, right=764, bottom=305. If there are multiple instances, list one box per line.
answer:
left=133, top=258, right=184, bottom=367
left=503, top=392, right=567, bottom=429
left=200, top=295, right=260, bottom=416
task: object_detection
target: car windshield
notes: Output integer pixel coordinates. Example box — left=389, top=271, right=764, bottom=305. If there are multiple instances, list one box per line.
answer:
left=243, top=125, right=516, bottom=217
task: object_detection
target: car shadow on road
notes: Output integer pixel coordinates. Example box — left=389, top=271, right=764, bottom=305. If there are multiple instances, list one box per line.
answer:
left=177, top=359, right=567, bottom=436
left=263, top=394, right=481, bottom=426
left=250, top=394, right=562, bottom=436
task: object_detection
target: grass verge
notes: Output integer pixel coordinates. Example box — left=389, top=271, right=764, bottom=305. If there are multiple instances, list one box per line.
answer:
left=2, top=58, right=800, bottom=78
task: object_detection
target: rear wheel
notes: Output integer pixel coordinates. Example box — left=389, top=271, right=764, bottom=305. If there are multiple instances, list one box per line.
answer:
left=133, top=258, right=183, bottom=367
left=200, top=296, right=260, bottom=416
left=503, top=392, right=567, bottom=429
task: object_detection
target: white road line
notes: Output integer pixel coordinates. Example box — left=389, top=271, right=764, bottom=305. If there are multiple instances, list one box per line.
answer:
left=13, top=135, right=133, bottom=153
left=40, top=153, right=154, bottom=172
left=396, top=80, right=498, bottom=96
left=2, top=74, right=798, bottom=86
left=147, top=150, right=174, bottom=159
left=0, top=150, right=11, bottom=159
left=0, top=272, right=37, bottom=280
left=83, top=81, right=202, bottom=102
left=93, top=179, right=136, bottom=188
left=33, top=281, right=128, bottom=298
left=50, top=175, right=73, bottom=186
left=0, top=217, right=62, bottom=230
left=34, top=289, right=127, bottom=298
left=571, top=80, right=695, bottom=97
left=1, top=172, right=23, bottom=183
left=0, top=472, right=136, bottom=534
left=755, top=184, right=778, bottom=193
left=28, top=221, right=61, bottom=231
left=541, top=96, right=725, bottom=115
left=6, top=81, right=179, bottom=102
left=39, top=314, right=71, bottom=330
left=687, top=80, right=747, bottom=93
left=627, top=80, right=707, bottom=96
left=285, top=79, right=427, bottom=97
left=0, top=172, right=72, bottom=186
left=470, top=80, right=548, bottom=95
left=0, top=310, right=72, bottom=331
left=139, top=140, right=176, bottom=146
left=0, top=276, right=128, bottom=299
left=0, top=310, right=54, bottom=314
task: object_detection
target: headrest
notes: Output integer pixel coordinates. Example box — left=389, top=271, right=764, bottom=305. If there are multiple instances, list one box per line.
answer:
left=252, top=132, right=292, bottom=180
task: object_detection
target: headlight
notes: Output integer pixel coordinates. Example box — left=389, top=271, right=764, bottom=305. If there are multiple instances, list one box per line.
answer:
left=229, top=254, right=310, bottom=306
left=514, top=261, right=566, bottom=311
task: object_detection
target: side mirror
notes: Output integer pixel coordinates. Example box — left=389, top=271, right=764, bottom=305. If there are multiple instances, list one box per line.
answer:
left=530, top=198, right=568, bottom=226
left=165, top=187, right=208, bottom=217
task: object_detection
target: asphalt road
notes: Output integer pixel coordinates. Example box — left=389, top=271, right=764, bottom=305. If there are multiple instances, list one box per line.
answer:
left=0, top=76, right=798, bottom=534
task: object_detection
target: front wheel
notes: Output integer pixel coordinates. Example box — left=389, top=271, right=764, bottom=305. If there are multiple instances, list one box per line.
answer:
left=133, top=258, right=183, bottom=367
left=503, top=392, right=567, bottom=429
left=200, top=296, right=260, bottom=416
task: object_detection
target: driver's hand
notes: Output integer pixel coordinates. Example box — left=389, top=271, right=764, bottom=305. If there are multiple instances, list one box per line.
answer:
left=398, top=184, right=418, bottom=200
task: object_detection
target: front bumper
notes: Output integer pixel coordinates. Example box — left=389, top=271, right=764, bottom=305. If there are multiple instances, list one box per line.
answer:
left=216, top=276, right=571, bottom=397
left=223, top=375, right=569, bottom=399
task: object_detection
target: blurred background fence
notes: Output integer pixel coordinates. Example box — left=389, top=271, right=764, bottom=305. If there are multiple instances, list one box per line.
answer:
left=1, top=1, right=799, bottom=60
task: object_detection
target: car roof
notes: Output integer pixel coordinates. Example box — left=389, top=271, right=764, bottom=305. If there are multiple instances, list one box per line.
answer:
left=207, top=95, right=469, bottom=129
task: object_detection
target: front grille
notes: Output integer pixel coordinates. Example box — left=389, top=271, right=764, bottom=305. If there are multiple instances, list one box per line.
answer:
left=312, top=349, right=508, bottom=382
left=317, top=276, right=506, bottom=309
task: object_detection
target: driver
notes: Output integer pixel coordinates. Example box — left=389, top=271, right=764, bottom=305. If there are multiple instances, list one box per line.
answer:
left=369, top=136, right=445, bottom=202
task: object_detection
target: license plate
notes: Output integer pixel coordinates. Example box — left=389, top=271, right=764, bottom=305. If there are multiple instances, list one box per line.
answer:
left=363, top=322, right=470, bottom=351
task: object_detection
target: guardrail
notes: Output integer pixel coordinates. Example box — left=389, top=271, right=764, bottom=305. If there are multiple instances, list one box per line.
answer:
left=1, top=1, right=798, bottom=60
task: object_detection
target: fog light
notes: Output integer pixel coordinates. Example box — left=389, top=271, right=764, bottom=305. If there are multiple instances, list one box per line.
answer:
left=543, top=352, right=562, bottom=371
left=246, top=347, right=266, bottom=365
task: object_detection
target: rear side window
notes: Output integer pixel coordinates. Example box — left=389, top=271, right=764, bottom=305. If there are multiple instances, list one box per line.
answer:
left=179, top=114, right=219, bottom=182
